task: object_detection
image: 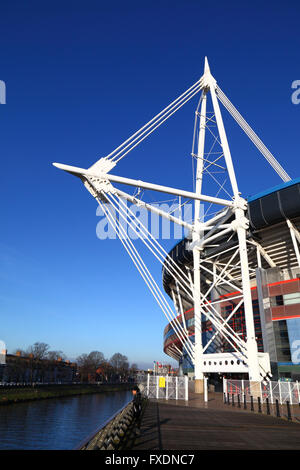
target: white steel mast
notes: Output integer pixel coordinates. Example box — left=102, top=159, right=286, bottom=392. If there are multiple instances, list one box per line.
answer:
left=205, top=59, right=261, bottom=380
left=53, top=57, right=291, bottom=390
left=192, top=59, right=208, bottom=392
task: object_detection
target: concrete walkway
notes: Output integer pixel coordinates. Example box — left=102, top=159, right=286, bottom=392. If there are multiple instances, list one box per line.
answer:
left=132, top=392, right=300, bottom=450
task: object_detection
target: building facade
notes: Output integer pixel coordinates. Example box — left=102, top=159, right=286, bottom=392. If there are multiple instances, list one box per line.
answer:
left=0, top=351, right=77, bottom=383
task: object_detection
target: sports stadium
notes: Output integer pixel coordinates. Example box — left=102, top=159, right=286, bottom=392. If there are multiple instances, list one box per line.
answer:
left=163, top=178, right=300, bottom=381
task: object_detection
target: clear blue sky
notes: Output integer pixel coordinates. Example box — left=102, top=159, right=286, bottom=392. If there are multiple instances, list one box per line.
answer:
left=0, top=0, right=299, bottom=369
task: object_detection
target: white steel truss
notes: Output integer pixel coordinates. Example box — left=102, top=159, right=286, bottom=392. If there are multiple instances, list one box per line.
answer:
left=53, top=57, right=292, bottom=383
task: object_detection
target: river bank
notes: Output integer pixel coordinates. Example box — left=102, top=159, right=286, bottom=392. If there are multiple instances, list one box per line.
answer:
left=0, top=383, right=133, bottom=406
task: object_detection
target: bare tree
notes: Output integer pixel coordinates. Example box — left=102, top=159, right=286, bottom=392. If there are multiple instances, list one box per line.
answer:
left=76, top=351, right=106, bottom=382
left=110, top=353, right=129, bottom=380
left=47, top=351, right=66, bottom=361
left=110, top=353, right=128, bottom=370
left=27, top=342, right=50, bottom=360
left=97, top=361, right=114, bottom=382
left=129, top=363, right=138, bottom=374
left=24, top=343, right=50, bottom=383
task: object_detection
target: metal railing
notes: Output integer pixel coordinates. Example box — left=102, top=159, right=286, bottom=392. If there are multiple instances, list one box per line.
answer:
left=224, top=378, right=300, bottom=405
left=137, top=374, right=188, bottom=400
left=0, top=380, right=133, bottom=389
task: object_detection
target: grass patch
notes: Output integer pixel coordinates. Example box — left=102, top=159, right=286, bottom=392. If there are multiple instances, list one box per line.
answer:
left=0, top=383, right=133, bottom=405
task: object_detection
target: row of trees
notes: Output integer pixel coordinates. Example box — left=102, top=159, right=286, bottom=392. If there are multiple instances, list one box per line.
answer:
left=10, top=343, right=138, bottom=383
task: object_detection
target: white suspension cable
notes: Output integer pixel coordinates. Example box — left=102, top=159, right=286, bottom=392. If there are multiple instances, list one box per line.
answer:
left=113, top=192, right=195, bottom=298
left=113, top=192, right=206, bottom=337
left=197, top=284, right=247, bottom=353
left=195, top=253, right=250, bottom=349
left=101, top=192, right=196, bottom=359
left=106, top=79, right=202, bottom=162
left=112, top=83, right=202, bottom=163
left=200, top=250, right=243, bottom=300
left=110, top=190, right=247, bottom=348
left=216, top=86, right=291, bottom=182
left=201, top=296, right=247, bottom=353
left=98, top=198, right=195, bottom=362
left=106, top=190, right=202, bottom=347
left=175, top=279, right=188, bottom=333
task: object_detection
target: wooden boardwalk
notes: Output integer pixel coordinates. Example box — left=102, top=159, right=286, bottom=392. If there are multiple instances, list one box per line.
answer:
left=132, top=392, right=300, bottom=450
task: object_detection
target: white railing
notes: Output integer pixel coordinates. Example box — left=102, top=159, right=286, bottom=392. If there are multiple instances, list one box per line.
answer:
left=137, top=374, right=188, bottom=401
left=224, top=378, right=300, bottom=404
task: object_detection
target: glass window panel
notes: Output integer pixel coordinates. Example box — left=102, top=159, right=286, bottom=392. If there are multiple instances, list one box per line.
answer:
left=283, top=292, right=300, bottom=305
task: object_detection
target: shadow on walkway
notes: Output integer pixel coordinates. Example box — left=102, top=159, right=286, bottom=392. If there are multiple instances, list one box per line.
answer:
left=132, top=392, right=300, bottom=450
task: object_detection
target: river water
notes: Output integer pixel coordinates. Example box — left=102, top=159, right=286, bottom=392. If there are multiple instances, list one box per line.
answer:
left=0, top=390, right=132, bottom=450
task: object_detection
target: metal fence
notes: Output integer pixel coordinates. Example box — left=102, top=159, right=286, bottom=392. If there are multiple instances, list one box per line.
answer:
left=137, top=374, right=188, bottom=400
left=224, top=378, right=300, bottom=404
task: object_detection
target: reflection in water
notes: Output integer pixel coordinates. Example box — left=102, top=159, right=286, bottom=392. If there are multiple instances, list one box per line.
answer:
left=0, top=390, right=132, bottom=450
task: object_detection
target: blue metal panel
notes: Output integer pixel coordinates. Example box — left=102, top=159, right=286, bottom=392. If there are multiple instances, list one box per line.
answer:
left=286, top=318, right=300, bottom=365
